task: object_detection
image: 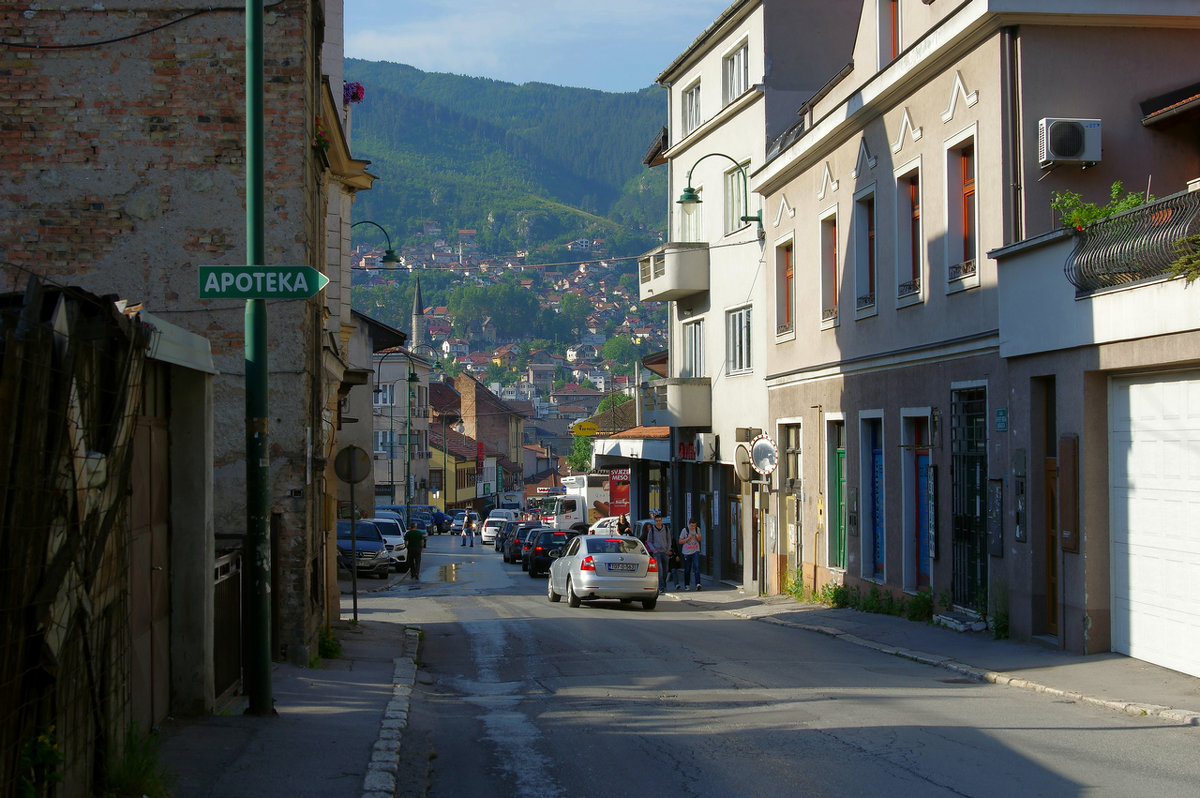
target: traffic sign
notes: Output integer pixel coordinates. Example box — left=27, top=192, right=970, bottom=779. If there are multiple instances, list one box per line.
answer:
left=199, top=265, right=330, bottom=299
left=573, top=421, right=599, bottom=437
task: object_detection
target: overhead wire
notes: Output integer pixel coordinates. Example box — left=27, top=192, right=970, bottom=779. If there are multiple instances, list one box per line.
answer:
left=0, top=2, right=290, bottom=51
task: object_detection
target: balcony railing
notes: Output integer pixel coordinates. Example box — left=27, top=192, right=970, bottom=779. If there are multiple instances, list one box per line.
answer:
left=1065, top=188, right=1200, bottom=294
left=637, top=242, right=709, bottom=302
left=640, top=378, right=711, bottom=428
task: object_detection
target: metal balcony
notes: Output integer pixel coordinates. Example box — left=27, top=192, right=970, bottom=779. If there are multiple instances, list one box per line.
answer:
left=1065, top=188, right=1200, bottom=294
left=640, top=378, right=711, bottom=428
left=638, top=242, right=709, bottom=303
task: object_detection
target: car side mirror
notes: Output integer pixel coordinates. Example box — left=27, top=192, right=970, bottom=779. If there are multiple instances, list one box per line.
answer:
left=548, top=548, right=562, bottom=557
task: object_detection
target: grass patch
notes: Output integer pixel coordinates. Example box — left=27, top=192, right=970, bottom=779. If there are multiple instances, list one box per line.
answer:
left=98, top=725, right=173, bottom=798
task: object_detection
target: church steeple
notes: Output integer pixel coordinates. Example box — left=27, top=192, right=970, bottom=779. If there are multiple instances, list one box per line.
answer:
left=411, top=274, right=426, bottom=349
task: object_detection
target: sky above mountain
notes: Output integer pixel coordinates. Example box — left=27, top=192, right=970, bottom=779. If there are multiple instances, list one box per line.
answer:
left=344, top=0, right=735, bottom=93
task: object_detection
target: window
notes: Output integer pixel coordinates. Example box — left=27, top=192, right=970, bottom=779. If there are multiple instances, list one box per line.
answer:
left=854, top=192, right=876, bottom=312
left=726, top=306, right=752, bottom=374
left=946, top=138, right=978, bottom=282
left=897, top=169, right=921, bottom=298
left=821, top=212, right=839, bottom=326
left=374, top=430, right=395, bottom=457
left=680, top=186, right=702, bottom=241
left=724, top=162, right=749, bottom=234
left=723, top=43, right=749, bottom=105
left=683, top=319, right=705, bottom=378
left=776, top=241, right=794, bottom=335
left=683, top=82, right=702, bottom=135
left=879, top=0, right=900, bottom=67
left=783, top=424, right=801, bottom=483
left=373, top=383, right=395, bottom=406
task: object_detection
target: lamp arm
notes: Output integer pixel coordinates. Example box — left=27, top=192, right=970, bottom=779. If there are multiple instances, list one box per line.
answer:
left=351, top=220, right=394, bottom=251
left=682, top=152, right=761, bottom=225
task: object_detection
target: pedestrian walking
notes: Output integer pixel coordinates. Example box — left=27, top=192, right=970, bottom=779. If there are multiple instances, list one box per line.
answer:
left=405, top=523, right=424, bottom=580
left=644, top=513, right=672, bottom=594
left=461, top=516, right=475, bottom=547
left=679, top=517, right=702, bottom=591
left=616, top=513, right=632, bottom=536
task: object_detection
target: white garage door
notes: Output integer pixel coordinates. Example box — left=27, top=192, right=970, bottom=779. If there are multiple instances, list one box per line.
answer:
left=1109, top=372, right=1200, bottom=677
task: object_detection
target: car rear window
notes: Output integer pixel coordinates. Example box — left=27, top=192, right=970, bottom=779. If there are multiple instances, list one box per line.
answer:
left=587, top=537, right=644, bottom=555
left=538, top=532, right=568, bottom=545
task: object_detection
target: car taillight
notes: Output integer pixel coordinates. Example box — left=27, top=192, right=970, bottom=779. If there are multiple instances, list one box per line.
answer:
left=580, top=556, right=595, bottom=571
left=647, top=557, right=659, bottom=573
left=534, top=545, right=544, bottom=552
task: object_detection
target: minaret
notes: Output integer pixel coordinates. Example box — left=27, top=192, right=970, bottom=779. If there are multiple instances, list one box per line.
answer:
left=411, top=274, right=426, bottom=349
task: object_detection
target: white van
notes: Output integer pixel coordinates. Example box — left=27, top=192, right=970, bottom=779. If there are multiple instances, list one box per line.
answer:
left=487, top=508, right=520, bottom=523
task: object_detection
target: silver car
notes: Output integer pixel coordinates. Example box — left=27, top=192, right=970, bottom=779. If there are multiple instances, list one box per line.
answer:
left=547, top=534, right=659, bottom=610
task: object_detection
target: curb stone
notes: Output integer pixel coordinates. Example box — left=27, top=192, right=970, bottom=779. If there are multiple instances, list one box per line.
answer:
left=361, top=627, right=422, bottom=798
left=711, top=599, right=1200, bottom=727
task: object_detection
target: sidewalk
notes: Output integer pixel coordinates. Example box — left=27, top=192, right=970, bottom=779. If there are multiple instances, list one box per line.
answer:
left=672, top=580, right=1200, bottom=726
left=158, top=575, right=1200, bottom=798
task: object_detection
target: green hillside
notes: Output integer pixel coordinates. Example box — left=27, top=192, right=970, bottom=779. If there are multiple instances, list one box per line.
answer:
left=344, top=60, right=667, bottom=259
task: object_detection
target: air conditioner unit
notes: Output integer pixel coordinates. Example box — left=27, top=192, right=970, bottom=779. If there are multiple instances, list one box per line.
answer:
left=1038, top=118, right=1101, bottom=167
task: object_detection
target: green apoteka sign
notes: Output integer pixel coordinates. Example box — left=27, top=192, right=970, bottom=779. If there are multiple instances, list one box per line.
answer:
left=199, top=265, right=329, bottom=299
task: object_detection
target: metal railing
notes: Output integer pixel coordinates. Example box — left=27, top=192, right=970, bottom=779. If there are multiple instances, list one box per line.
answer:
left=1065, top=188, right=1200, bottom=294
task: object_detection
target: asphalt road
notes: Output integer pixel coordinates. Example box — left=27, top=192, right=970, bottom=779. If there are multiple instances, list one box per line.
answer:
left=364, top=534, right=1199, bottom=798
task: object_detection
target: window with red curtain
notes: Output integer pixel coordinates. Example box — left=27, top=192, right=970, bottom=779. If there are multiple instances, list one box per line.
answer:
left=960, top=144, right=976, bottom=263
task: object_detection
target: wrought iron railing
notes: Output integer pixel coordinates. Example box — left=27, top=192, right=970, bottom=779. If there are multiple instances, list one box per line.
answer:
left=1065, top=188, right=1200, bottom=294
left=948, top=258, right=976, bottom=281
left=898, top=277, right=920, bottom=297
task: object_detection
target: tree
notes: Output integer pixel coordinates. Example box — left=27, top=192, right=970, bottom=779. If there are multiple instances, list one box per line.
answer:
left=565, top=434, right=592, bottom=472
left=602, top=335, right=639, bottom=368
left=597, top=393, right=632, bottom=414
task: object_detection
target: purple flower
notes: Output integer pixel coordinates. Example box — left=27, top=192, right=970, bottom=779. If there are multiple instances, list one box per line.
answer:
left=344, top=81, right=365, bottom=104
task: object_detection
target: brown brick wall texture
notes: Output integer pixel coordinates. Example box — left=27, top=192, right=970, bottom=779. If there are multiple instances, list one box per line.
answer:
left=1, top=1, right=330, bottom=665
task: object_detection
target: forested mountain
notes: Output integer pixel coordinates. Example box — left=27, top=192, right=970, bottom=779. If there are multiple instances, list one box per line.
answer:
left=343, top=60, right=668, bottom=260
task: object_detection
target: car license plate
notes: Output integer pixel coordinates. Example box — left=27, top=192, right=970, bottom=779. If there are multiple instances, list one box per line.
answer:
left=607, top=562, right=637, bottom=572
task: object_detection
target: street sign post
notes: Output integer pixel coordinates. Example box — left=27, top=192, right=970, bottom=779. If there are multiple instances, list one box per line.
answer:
left=199, top=265, right=329, bottom=299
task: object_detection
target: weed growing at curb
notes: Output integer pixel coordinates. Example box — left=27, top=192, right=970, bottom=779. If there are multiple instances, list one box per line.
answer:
left=784, top=569, right=942, bottom=624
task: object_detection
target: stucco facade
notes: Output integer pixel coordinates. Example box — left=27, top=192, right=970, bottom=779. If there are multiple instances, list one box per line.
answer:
left=752, top=0, right=1200, bottom=668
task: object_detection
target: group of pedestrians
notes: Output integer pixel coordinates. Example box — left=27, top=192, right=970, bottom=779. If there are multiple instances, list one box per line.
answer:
left=639, top=512, right=703, bottom=594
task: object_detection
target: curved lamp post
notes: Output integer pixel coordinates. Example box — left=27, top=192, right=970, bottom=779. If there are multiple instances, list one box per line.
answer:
left=677, top=152, right=764, bottom=236
left=351, top=220, right=400, bottom=266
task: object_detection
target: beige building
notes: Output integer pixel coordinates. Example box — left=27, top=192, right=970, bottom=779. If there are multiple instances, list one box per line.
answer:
left=751, top=0, right=1200, bottom=672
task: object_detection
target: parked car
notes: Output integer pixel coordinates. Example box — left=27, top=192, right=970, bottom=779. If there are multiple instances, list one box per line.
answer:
left=487, top=508, right=520, bottom=523
left=512, top=525, right=544, bottom=568
left=368, top=517, right=408, bottom=572
left=409, top=512, right=433, bottom=546
left=430, top=511, right=453, bottom=534
left=479, top=517, right=505, bottom=545
left=547, top=534, right=658, bottom=609
left=335, top=520, right=392, bottom=579
left=501, top=521, right=541, bottom=561
left=525, top=528, right=572, bottom=577
left=588, top=515, right=621, bottom=535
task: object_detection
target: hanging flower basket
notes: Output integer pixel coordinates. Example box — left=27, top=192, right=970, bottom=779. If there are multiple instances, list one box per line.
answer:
left=344, top=81, right=365, bottom=105
left=314, top=115, right=331, bottom=151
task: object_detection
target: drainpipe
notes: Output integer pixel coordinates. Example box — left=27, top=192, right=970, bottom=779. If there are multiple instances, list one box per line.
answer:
left=1001, top=26, right=1024, bottom=244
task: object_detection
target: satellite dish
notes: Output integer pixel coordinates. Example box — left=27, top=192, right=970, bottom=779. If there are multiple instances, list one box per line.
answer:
left=750, top=434, right=779, bottom=476
left=734, top=443, right=752, bottom=482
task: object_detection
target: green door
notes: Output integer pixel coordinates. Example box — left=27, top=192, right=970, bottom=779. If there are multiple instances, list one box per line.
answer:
left=832, top=447, right=847, bottom=569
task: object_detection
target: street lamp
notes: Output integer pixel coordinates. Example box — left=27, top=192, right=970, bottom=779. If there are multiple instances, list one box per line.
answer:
left=676, top=152, right=764, bottom=237
left=351, top=220, right=400, bottom=266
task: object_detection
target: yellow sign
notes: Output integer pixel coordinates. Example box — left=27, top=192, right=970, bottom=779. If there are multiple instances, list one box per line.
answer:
left=573, top=421, right=599, bottom=437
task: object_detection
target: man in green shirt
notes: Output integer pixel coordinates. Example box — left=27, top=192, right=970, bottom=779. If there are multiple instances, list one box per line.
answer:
left=405, top=524, right=424, bottom=580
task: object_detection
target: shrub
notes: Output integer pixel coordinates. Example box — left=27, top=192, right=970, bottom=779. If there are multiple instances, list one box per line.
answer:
left=1050, top=179, right=1152, bottom=230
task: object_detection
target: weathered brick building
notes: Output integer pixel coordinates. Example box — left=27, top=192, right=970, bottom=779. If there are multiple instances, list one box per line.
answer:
left=0, top=2, right=371, bottom=788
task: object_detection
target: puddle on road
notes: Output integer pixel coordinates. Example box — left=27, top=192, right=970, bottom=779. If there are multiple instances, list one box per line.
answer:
left=435, top=563, right=460, bottom=583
